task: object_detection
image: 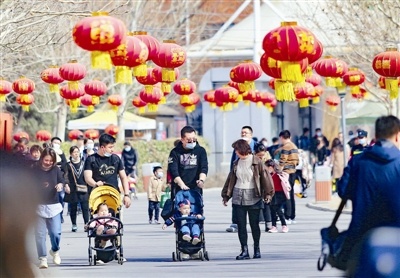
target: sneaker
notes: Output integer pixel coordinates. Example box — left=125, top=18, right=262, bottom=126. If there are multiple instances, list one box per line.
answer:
left=282, top=225, right=289, bottom=233
left=268, top=226, right=278, bottom=233
left=71, top=225, right=78, bottom=232
left=286, top=219, right=292, bottom=225
left=192, top=237, right=201, bottom=245
left=96, top=260, right=105, bottom=265
left=182, top=234, right=192, bottom=242
left=226, top=224, right=238, bottom=232
left=39, top=257, right=48, bottom=269
left=181, top=253, right=190, bottom=260
left=49, top=249, right=61, bottom=265
left=291, top=219, right=297, bottom=224
left=149, top=220, right=152, bottom=224
left=154, top=220, right=160, bottom=224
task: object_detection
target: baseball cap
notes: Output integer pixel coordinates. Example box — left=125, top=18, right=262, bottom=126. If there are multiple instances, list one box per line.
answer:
left=357, top=130, right=368, bottom=138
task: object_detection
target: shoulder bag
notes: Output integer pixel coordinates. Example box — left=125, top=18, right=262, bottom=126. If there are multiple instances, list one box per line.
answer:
left=69, top=163, right=88, bottom=193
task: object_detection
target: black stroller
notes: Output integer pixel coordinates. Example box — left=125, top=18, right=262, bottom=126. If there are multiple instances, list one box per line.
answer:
left=86, top=185, right=124, bottom=265
left=170, top=190, right=209, bottom=261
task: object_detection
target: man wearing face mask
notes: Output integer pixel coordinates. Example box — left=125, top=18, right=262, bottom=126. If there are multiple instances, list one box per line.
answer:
left=350, top=130, right=368, bottom=157
left=310, top=128, right=329, bottom=156
left=121, top=141, right=138, bottom=178
left=50, top=137, right=67, bottom=175
left=168, top=126, right=208, bottom=200
left=82, top=139, right=96, bottom=160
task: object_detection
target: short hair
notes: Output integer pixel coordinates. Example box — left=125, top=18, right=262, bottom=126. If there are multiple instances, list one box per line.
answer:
left=315, top=128, right=321, bottom=132
left=272, top=137, right=279, bottom=143
left=51, top=137, right=62, bottom=143
left=279, top=130, right=291, bottom=139
left=232, top=139, right=252, bottom=155
left=124, top=141, right=131, bottom=146
left=178, top=199, right=191, bottom=207
left=375, top=115, right=400, bottom=140
left=303, top=127, right=309, bottom=133
left=69, top=145, right=79, bottom=155
left=254, top=143, right=266, bottom=154
left=95, top=203, right=109, bottom=213
left=99, top=133, right=116, bottom=147
left=29, top=144, right=42, bottom=154
left=19, top=137, right=29, bottom=145
left=153, top=166, right=162, bottom=174
left=241, top=126, right=253, bottom=134
left=265, top=159, right=276, bottom=167
left=180, top=126, right=196, bottom=138
left=40, top=148, right=57, bottom=167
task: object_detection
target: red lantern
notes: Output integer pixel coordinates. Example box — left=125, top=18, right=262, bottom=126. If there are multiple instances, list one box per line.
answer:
left=36, top=130, right=52, bottom=142
left=307, top=39, right=324, bottom=65
left=84, top=129, right=100, bottom=140
left=136, top=67, right=158, bottom=93
left=133, top=31, right=160, bottom=62
left=173, top=79, right=196, bottom=104
left=231, top=61, right=262, bottom=92
left=153, top=40, right=186, bottom=82
left=214, top=86, right=240, bottom=111
left=242, top=89, right=257, bottom=105
left=268, top=79, right=276, bottom=90
left=132, top=96, right=147, bottom=114
left=16, top=94, right=34, bottom=111
left=294, top=82, right=314, bottom=108
left=84, top=80, right=107, bottom=105
left=41, top=66, right=64, bottom=93
left=80, top=94, right=96, bottom=112
left=260, top=53, right=282, bottom=79
left=314, top=56, right=348, bottom=88
left=372, top=48, right=400, bottom=99
left=262, top=21, right=316, bottom=82
left=12, top=76, right=35, bottom=104
left=313, top=85, right=323, bottom=104
left=139, top=87, right=163, bottom=112
left=125, top=34, right=149, bottom=77
left=59, top=60, right=86, bottom=90
left=60, top=83, right=85, bottom=113
left=203, top=90, right=216, bottom=108
left=326, top=95, right=340, bottom=111
left=105, top=124, right=119, bottom=137
left=305, top=74, right=322, bottom=86
left=0, top=79, right=12, bottom=102
left=378, top=76, right=400, bottom=89
left=107, top=94, right=123, bottom=111
left=342, top=68, right=365, bottom=95
left=73, top=12, right=127, bottom=69
left=152, top=66, right=180, bottom=94
left=264, top=92, right=277, bottom=112
left=181, top=93, right=200, bottom=113
left=13, top=131, right=29, bottom=142
left=68, top=129, right=84, bottom=141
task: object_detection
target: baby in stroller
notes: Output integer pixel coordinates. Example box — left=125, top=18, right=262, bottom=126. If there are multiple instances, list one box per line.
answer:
left=88, top=203, right=118, bottom=248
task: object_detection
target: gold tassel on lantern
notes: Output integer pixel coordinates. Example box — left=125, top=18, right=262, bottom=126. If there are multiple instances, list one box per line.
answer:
left=385, top=78, right=399, bottom=99
left=68, top=81, right=79, bottom=90
left=325, top=77, right=336, bottom=87
left=266, top=104, right=273, bottom=112
left=138, top=107, right=145, bottom=114
left=145, top=85, right=153, bottom=94
left=161, top=68, right=176, bottom=82
left=91, top=51, right=112, bottom=70
left=22, top=105, right=30, bottom=112
left=236, top=94, right=243, bottom=101
left=49, top=84, right=59, bottom=93
left=298, top=98, right=309, bottom=108
left=92, top=96, right=100, bottom=105
left=115, top=66, right=132, bottom=84
left=281, top=61, right=305, bottom=83
left=159, top=96, right=166, bottom=104
left=350, top=86, right=360, bottom=95
left=87, top=105, right=94, bottom=113
left=275, top=80, right=295, bottom=101
left=162, top=82, right=171, bottom=93
left=69, top=99, right=80, bottom=113
left=312, top=96, right=320, bottom=104
left=244, top=81, right=255, bottom=91
left=133, top=64, right=147, bottom=77
left=147, top=104, right=158, bottom=112
left=238, top=83, right=247, bottom=94
left=180, top=95, right=190, bottom=105
left=0, top=95, right=5, bottom=102
left=210, top=103, right=216, bottom=109
left=111, top=105, right=119, bottom=112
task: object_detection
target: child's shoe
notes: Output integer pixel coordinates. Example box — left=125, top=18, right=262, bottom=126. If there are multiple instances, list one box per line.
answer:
left=39, top=257, right=48, bottom=269
left=182, top=234, right=192, bottom=242
left=282, top=225, right=289, bottom=233
left=192, top=236, right=201, bottom=245
left=154, top=220, right=160, bottom=224
left=268, top=226, right=278, bottom=233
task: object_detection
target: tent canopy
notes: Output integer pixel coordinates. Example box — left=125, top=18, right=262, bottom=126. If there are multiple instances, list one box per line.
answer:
left=67, top=110, right=156, bottom=130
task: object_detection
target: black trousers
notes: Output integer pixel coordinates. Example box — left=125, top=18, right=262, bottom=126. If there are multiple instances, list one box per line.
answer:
left=270, top=192, right=287, bottom=226
left=148, top=201, right=160, bottom=221
left=284, top=173, right=296, bottom=220
left=70, top=201, right=89, bottom=225
left=234, top=204, right=261, bottom=247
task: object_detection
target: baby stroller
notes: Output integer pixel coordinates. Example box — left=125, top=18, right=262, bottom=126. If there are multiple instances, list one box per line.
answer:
left=87, top=185, right=124, bottom=265
left=171, top=190, right=209, bottom=261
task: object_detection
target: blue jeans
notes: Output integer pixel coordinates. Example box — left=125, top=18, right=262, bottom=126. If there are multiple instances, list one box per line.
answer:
left=180, top=224, right=200, bottom=237
left=148, top=201, right=160, bottom=221
left=35, top=213, right=62, bottom=258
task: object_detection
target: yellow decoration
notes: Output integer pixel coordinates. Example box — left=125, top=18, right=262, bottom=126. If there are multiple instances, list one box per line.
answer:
left=298, top=98, right=309, bottom=108
left=312, top=96, right=320, bottom=104
left=350, top=86, right=360, bottom=95
left=385, top=78, right=399, bottom=99
left=147, top=104, right=158, bottom=112
left=115, top=66, right=132, bottom=84
left=145, top=85, right=153, bottom=94
left=138, top=107, right=145, bottom=114
left=91, top=51, right=112, bottom=70
left=159, top=96, right=166, bottom=104
left=281, top=62, right=304, bottom=82
left=49, top=84, right=59, bottom=93
left=275, top=80, right=295, bottom=101
left=92, top=96, right=100, bottom=105
left=0, top=95, right=5, bottom=102
left=68, top=81, right=79, bottom=90
left=87, top=105, right=94, bottom=113
left=161, top=68, right=176, bottom=82
left=133, top=64, right=147, bottom=77
left=162, top=82, right=171, bottom=93
left=22, top=105, right=30, bottom=112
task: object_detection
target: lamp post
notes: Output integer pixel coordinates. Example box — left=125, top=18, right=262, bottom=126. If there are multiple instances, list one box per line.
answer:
left=337, top=88, right=347, bottom=165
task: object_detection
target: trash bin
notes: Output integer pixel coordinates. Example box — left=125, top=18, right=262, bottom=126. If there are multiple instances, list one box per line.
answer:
left=142, top=162, right=161, bottom=192
left=315, top=166, right=332, bottom=202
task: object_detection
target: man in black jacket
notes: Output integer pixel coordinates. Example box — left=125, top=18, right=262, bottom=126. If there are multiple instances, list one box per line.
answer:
left=121, top=141, right=138, bottom=177
left=168, top=126, right=208, bottom=200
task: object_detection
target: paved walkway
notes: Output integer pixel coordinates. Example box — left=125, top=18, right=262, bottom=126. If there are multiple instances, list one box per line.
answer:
left=29, top=186, right=351, bottom=278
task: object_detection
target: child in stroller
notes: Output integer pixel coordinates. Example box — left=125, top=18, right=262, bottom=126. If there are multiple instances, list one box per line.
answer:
left=86, top=185, right=124, bottom=265
left=162, top=190, right=209, bottom=261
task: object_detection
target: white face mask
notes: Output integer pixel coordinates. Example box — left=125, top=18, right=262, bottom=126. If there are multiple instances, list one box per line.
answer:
left=241, top=136, right=250, bottom=142
left=124, top=146, right=131, bottom=152
left=52, top=143, right=60, bottom=150
left=157, top=172, right=164, bottom=178
left=87, top=143, right=94, bottom=150
left=358, top=138, right=366, bottom=145
left=104, top=152, right=112, bottom=157
left=316, top=132, right=322, bottom=137
left=185, top=142, right=196, bottom=149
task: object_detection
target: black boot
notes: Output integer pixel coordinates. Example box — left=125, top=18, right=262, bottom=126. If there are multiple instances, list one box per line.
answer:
left=253, top=245, right=261, bottom=259
left=236, top=245, right=250, bottom=260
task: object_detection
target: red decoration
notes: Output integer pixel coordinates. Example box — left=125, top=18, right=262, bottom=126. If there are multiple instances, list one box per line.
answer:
left=264, top=92, right=277, bottom=112
left=36, top=130, right=52, bottom=142
left=152, top=66, right=180, bottom=94
left=214, top=86, right=239, bottom=111
left=132, top=96, right=147, bottom=114
left=60, top=83, right=85, bottom=113
left=260, top=54, right=282, bottom=79
left=84, top=129, right=100, bottom=140
left=378, top=76, right=400, bottom=89
left=139, top=87, right=163, bottom=112
left=13, top=131, right=29, bottom=142
left=242, top=90, right=257, bottom=105
left=305, top=74, right=322, bottom=86
left=203, top=90, right=216, bottom=108
left=372, top=48, right=400, bottom=99
left=313, top=85, right=323, bottom=104
left=262, top=21, right=316, bottom=82
left=107, top=94, right=123, bottom=111
left=294, top=82, right=314, bottom=108
left=80, top=94, right=96, bottom=112
left=105, top=124, right=119, bottom=137
left=0, top=79, right=12, bottom=102
left=59, top=60, right=86, bottom=90
left=326, top=95, right=340, bottom=111
left=73, top=12, right=127, bottom=69
left=180, top=93, right=200, bottom=113
left=84, top=80, right=107, bottom=105
left=342, top=68, right=365, bottom=95
left=307, top=39, right=324, bottom=65
left=173, top=79, right=196, bottom=105
left=268, top=79, right=276, bottom=90
left=133, top=31, right=160, bottom=62
left=230, top=61, right=262, bottom=92
left=40, top=66, right=64, bottom=93
left=12, top=76, right=35, bottom=105
left=16, top=94, right=34, bottom=111
left=313, top=56, right=348, bottom=88
left=153, top=40, right=186, bottom=82
left=68, top=129, right=84, bottom=140
left=136, top=67, right=158, bottom=93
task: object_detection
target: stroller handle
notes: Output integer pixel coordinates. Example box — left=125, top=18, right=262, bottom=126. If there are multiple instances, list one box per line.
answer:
left=86, top=216, right=123, bottom=229
left=174, top=216, right=205, bottom=222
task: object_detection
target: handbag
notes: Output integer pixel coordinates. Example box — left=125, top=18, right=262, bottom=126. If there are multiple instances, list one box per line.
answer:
left=160, top=187, right=171, bottom=208
left=69, top=163, right=87, bottom=193
left=161, top=198, right=174, bottom=221
left=318, top=198, right=348, bottom=271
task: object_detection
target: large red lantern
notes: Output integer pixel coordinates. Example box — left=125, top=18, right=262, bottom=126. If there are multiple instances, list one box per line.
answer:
left=242, top=89, right=257, bottom=105
left=105, top=124, right=119, bottom=137
left=0, top=79, right=12, bottom=102
left=260, top=53, right=282, bottom=79
left=84, top=129, right=100, bottom=140
left=326, top=95, right=340, bottom=111
left=13, top=131, right=29, bottom=142
left=203, top=90, right=216, bottom=108
left=124, top=34, right=149, bottom=77
left=73, top=12, right=127, bottom=70
left=153, top=40, right=186, bottom=82
left=107, top=94, right=123, bottom=111
left=180, top=93, right=200, bottom=113
left=294, top=82, right=314, bottom=108
left=152, top=66, right=180, bottom=94
left=372, top=48, right=400, bottom=99
left=136, top=67, right=158, bottom=93
left=59, top=60, right=86, bottom=90
left=84, top=80, right=107, bottom=105
left=133, top=31, right=160, bottom=62
left=262, top=21, right=316, bottom=82
left=214, top=86, right=239, bottom=111
left=68, top=129, right=84, bottom=141
left=80, top=94, right=96, bottom=113
left=230, top=61, right=262, bottom=92
left=305, top=74, right=322, bottom=87
left=60, top=83, right=85, bottom=113
left=139, top=87, right=163, bottom=112
left=173, top=79, right=196, bottom=104
left=314, top=56, right=348, bottom=88
left=36, top=130, right=52, bottom=142
left=41, top=66, right=64, bottom=93
left=12, top=76, right=35, bottom=103
left=16, top=94, right=34, bottom=111
left=342, top=68, right=365, bottom=95
left=132, top=96, right=147, bottom=114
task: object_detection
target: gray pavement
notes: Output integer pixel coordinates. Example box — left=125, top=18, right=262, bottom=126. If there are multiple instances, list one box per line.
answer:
left=30, top=185, right=351, bottom=278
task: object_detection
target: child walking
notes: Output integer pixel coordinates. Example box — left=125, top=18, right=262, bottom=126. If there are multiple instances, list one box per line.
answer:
left=148, top=166, right=166, bottom=224
left=265, top=159, right=291, bottom=233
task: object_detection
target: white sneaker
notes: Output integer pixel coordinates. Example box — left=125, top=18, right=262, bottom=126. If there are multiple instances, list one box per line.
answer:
left=182, top=234, right=192, bottom=242
left=39, top=257, right=48, bottom=269
left=291, top=219, right=297, bottom=224
left=49, top=249, right=61, bottom=265
left=192, top=237, right=201, bottom=245
left=286, top=219, right=292, bottom=225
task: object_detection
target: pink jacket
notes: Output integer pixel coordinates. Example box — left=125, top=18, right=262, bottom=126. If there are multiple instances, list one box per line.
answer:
left=89, top=213, right=118, bottom=228
left=276, top=171, right=291, bottom=200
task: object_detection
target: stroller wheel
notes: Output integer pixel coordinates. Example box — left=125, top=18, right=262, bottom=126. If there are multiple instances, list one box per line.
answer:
left=118, top=257, right=124, bottom=265
left=89, top=256, right=93, bottom=266
left=177, top=252, right=182, bottom=262
left=198, top=251, right=204, bottom=261
left=172, top=252, right=177, bottom=262
left=204, top=251, right=210, bottom=261
left=94, top=255, right=97, bottom=266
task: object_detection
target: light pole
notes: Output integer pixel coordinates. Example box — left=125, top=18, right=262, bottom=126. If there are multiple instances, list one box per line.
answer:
left=337, top=88, right=347, bottom=164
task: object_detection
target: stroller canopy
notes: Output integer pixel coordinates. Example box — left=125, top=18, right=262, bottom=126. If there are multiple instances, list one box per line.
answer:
left=89, top=185, right=121, bottom=215
left=174, top=190, right=203, bottom=215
